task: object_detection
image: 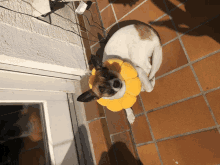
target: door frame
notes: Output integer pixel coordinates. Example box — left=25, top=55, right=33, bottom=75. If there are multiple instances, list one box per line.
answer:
left=0, top=58, right=82, bottom=165
left=0, top=55, right=96, bottom=165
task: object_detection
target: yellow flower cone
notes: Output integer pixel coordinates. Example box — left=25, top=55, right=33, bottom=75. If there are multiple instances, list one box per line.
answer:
left=89, top=59, right=142, bottom=112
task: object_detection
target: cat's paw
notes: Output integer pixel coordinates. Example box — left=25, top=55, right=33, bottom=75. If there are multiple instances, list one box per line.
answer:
left=127, top=113, right=135, bottom=125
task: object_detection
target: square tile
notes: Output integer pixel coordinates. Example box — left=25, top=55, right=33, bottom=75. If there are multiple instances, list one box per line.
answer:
left=89, top=118, right=112, bottom=164
left=120, top=0, right=166, bottom=24
left=157, top=129, right=220, bottom=164
left=156, top=39, right=188, bottom=77
left=132, top=95, right=144, bottom=115
left=97, top=0, right=111, bottom=11
left=100, top=5, right=117, bottom=28
left=151, top=15, right=178, bottom=45
left=181, top=16, right=220, bottom=61
left=112, top=131, right=139, bottom=165
left=105, top=107, right=130, bottom=134
left=85, top=101, right=105, bottom=121
left=131, top=115, right=152, bottom=144
left=148, top=96, right=216, bottom=139
left=206, top=89, right=220, bottom=124
left=112, top=0, right=145, bottom=20
left=141, top=66, right=200, bottom=111
left=137, top=143, right=161, bottom=165
left=193, top=52, right=220, bottom=91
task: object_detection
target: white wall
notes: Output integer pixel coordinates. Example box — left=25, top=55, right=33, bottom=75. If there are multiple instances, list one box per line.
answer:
left=0, top=0, right=87, bottom=70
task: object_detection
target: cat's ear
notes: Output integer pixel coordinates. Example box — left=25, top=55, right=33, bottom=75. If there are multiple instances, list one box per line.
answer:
left=77, top=89, right=99, bottom=102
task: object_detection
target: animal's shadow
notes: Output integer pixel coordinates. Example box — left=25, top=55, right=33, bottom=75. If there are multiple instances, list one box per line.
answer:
left=149, top=0, right=220, bottom=43
left=109, top=0, right=140, bottom=7
left=98, top=141, right=143, bottom=165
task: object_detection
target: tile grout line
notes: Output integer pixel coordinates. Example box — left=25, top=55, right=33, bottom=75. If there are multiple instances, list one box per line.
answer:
left=95, top=1, right=109, bottom=38
left=81, top=9, right=94, bottom=50
left=161, top=1, right=220, bottom=38
left=104, top=0, right=168, bottom=32
left=178, top=28, right=220, bottom=134
left=155, top=48, right=220, bottom=81
left=89, top=1, right=109, bottom=50
left=127, top=120, right=142, bottom=162
left=100, top=4, right=111, bottom=13
left=177, top=14, right=220, bottom=38
left=71, top=2, right=90, bottom=70
left=136, top=125, right=218, bottom=147
left=204, top=86, right=220, bottom=95
left=110, top=129, right=130, bottom=137
left=164, top=0, right=220, bottom=134
left=117, top=0, right=148, bottom=22
left=166, top=0, right=220, bottom=133
left=157, top=126, right=217, bottom=143
left=105, top=21, right=118, bottom=32
left=109, top=2, right=121, bottom=30
left=138, top=95, right=164, bottom=165
left=103, top=107, right=119, bottom=165
left=90, top=40, right=100, bottom=49
left=161, top=36, right=179, bottom=47
left=88, top=4, right=140, bottom=163
left=136, top=85, right=220, bottom=117
left=110, top=3, right=119, bottom=24
left=137, top=93, right=202, bottom=116
left=168, top=2, right=186, bottom=13
left=87, top=116, right=106, bottom=123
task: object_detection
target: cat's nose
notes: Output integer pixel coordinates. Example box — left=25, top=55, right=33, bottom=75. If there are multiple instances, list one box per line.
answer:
left=113, top=80, right=121, bottom=88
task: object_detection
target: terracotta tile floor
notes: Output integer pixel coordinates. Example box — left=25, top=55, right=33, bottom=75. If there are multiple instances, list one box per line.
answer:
left=75, top=0, right=220, bottom=164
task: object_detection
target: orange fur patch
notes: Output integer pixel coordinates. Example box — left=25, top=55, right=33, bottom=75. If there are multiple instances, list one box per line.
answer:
left=134, top=23, right=152, bottom=40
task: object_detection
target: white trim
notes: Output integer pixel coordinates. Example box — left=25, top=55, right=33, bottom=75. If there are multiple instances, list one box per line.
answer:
left=42, top=101, right=56, bottom=165
left=0, top=55, right=87, bottom=77
left=0, top=62, right=81, bottom=80
left=0, top=69, right=76, bottom=93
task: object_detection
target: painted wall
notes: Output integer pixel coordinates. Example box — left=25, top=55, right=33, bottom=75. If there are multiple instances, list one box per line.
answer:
left=0, top=0, right=87, bottom=70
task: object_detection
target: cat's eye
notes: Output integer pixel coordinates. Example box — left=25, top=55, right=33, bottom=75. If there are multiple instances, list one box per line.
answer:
left=103, top=74, right=108, bottom=79
left=99, top=86, right=105, bottom=93
left=108, top=89, right=115, bottom=95
left=109, top=75, right=115, bottom=80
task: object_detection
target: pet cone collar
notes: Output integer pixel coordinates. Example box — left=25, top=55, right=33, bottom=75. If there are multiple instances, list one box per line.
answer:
left=89, top=59, right=142, bottom=112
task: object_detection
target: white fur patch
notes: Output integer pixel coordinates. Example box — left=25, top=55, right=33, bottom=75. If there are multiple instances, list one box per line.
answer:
left=125, top=108, right=135, bottom=124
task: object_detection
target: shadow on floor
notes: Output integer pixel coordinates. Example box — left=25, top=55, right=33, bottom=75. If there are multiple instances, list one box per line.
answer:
left=150, top=0, right=220, bottom=43
left=98, top=141, right=143, bottom=165
left=109, top=0, right=140, bottom=7
left=61, top=124, right=143, bottom=165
